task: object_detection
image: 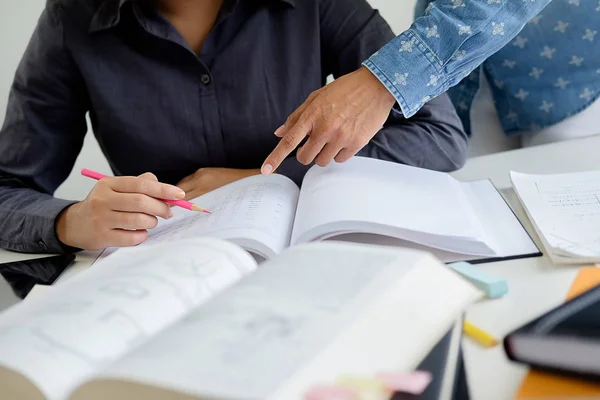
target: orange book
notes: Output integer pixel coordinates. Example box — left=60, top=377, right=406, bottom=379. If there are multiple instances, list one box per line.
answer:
left=515, top=267, right=600, bottom=399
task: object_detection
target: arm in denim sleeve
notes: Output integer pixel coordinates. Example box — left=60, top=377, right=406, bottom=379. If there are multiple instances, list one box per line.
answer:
left=0, top=5, right=88, bottom=253
left=276, top=0, right=468, bottom=186
left=274, top=90, right=468, bottom=187
left=363, top=0, right=552, bottom=118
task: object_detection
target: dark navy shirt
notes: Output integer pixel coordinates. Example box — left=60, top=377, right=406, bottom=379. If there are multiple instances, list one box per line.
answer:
left=0, top=0, right=467, bottom=254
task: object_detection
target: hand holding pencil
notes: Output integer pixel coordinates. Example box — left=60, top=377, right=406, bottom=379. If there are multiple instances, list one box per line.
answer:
left=55, top=169, right=210, bottom=251
left=81, top=169, right=211, bottom=213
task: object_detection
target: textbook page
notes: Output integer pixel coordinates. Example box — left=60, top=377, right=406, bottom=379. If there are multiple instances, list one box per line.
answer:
left=291, top=157, right=496, bottom=256
left=0, top=239, right=256, bottom=400
left=99, top=174, right=300, bottom=261
left=143, top=174, right=299, bottom=259
left=511, top=171, right=600, bottom=261
left=72, top=243, right=480, bottom=400
left=69, top=243, right=414, bottom=399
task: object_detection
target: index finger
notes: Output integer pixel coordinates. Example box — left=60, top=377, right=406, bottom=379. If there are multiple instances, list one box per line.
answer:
left=106, top=176, right=185, bottom=200
left=262, top=121, right=311, bottom=175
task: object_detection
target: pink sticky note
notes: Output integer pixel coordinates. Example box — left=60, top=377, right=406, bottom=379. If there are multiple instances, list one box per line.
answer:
left=304, top=385, right=357, bottom=400
left=377, top=371, right=433, bottom=395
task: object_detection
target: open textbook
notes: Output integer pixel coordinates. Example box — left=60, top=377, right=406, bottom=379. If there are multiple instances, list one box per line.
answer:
left=511, top=170, right=600, bottom=264
left=101, top=157, right=539, bottom=263
left=0, top=238, right=482, bottom=400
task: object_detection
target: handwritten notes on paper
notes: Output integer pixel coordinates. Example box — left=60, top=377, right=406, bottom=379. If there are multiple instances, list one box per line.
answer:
left=511, top=171, right=600, bottom=259
left=147, top=175, right=299, bottom=255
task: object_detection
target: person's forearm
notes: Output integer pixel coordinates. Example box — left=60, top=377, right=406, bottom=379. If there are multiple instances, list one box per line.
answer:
left=0, top=175, right=76, bottom=253
left=363, top=0, right=552, bottom=118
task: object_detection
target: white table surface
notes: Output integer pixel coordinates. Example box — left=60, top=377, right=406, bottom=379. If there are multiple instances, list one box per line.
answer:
left=453, top=135, right=600, bottom=400
left=1, top=134, right=599, bottom=399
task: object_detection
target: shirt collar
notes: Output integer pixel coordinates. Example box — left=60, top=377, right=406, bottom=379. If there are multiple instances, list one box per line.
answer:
left=89, top=0, right=133, bottom=33
left=89, top=0, right=295, bottom=33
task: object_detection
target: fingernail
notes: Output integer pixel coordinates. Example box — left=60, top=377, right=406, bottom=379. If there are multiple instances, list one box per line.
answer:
left=174, top=189, right=185, bottom=199
left=274, top=125, right=285, bottom=136
left=262, top=164, right=273, bottom=175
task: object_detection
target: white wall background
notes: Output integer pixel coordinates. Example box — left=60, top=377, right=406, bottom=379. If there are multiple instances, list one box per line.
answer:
left=0, top=0, right=417, bottom=201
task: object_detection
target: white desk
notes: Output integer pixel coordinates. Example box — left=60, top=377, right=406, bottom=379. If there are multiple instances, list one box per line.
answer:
left=0, top=134, right=599, bottom=399
left=453, top=135, right=600, bottom=400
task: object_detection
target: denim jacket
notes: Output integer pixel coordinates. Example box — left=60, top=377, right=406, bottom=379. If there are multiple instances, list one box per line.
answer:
left=363, top=0, right=554, bottom=119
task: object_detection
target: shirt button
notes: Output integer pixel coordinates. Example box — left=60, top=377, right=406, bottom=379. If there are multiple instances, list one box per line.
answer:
left=200, top=74, right=211, bottom=85
left=38, top=240, right=48, bottom=251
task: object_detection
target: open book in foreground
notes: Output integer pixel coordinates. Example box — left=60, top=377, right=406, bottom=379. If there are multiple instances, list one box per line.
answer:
left=102, top=157, right=539, bottom=264
left=511, top=170, right=600, bottom=264
left=0, top=238, right=482, bottom=400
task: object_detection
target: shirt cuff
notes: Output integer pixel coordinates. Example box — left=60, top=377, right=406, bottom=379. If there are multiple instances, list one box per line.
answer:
left=7, top=197, right=78, bottom=254
left=363, top=30, right=447, bottom=119
left=276, top=157, right=313, bottom=187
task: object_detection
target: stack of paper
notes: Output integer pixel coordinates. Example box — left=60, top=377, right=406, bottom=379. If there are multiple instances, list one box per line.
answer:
left=510, top=170, right=600, bottom=264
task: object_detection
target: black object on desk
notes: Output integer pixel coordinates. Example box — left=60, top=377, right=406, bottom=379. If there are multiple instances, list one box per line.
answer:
left=0, top=254, right=75, bottom=299
left=394, top=319, right=469, bottom=400
left=504, top=283, right=600, bottom=382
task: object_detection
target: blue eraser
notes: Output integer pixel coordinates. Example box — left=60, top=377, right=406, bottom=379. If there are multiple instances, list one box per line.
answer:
left=448, top=262, right=509, bottom=298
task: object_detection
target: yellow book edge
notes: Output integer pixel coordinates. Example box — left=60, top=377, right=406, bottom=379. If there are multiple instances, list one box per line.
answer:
left=515, top=267, right=600, bottom=399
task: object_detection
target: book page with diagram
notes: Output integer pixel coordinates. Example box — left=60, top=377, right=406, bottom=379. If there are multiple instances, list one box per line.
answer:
left=71, top=243, right=399, bottom=400
left=0, top=238, right=257, bottom=400
left=70, top=243, right=480, bottom=400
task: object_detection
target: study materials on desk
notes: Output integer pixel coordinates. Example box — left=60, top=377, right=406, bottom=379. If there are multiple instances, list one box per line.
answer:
left=448, top=262, right=508, bottom=298
left=304, top=320, right=469, bottom=400
left=101, top=156, right=540, bottom=264
left=510, top=170, right=600, bottom=264
left=463, top=321, right=498, bottom=348
left=407, top=318, right=468, bottom=400
left=306, top=319, right=467, bottom=400
left=0, top=254, right=75, bottom=300
left=511, top=267, right=600, bottom=399
left=504, top=283, right=600, bottom=380
left=0, top=238, right=482, bottom=400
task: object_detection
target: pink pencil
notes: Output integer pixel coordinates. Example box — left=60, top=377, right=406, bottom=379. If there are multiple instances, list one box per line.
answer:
left=81, top=168, right=211, bottom=214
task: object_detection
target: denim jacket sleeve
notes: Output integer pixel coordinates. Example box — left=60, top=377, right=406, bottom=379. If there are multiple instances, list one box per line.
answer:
left=277, top=0, right=469, bottom=186
left=362, top=0, right=552, bottom=118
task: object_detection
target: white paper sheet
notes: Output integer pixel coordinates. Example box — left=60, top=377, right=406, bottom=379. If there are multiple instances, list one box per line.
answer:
left=511, top=170, right=600, bottom=259
left=291, top=157, right=494, bottom=255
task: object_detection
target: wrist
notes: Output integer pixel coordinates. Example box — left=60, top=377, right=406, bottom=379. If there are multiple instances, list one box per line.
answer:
left=359, top=66, right=396, bottom=107
left=55, top=202, right=81, bottom=248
